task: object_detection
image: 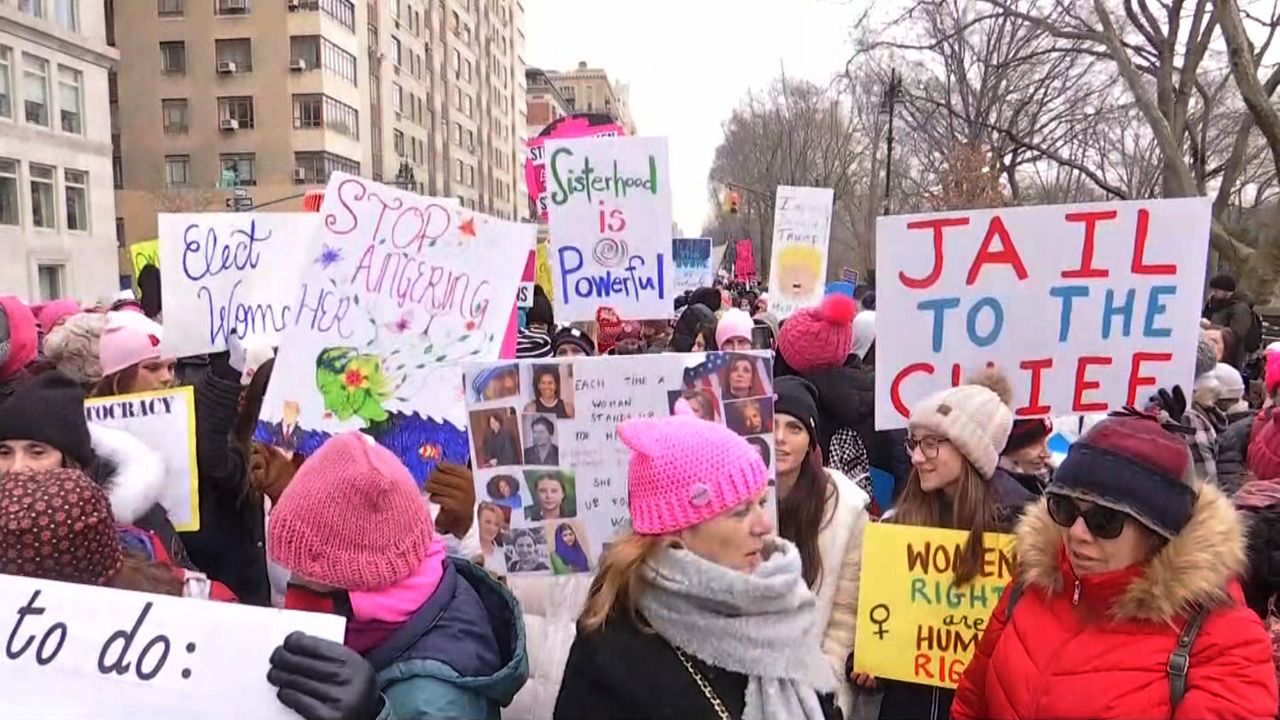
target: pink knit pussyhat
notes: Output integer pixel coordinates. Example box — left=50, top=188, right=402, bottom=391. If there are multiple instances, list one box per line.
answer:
left=619, top=415, right=768, bottom=535
left=269, top=431, right=434, bottom=591
left=1266, top=351, right=1280, bottom=396
left=777, top=292, right=857, bottom=374
left=98, top=311, right=165, bottom=376
left=716, top=308, right=755, bottom=348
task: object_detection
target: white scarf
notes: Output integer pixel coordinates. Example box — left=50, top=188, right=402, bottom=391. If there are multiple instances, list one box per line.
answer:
left=637, top=538, right=836, bottom=720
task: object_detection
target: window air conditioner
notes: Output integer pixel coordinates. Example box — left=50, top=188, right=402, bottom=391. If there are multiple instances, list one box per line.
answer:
left=216, top=61, right=237, bottom=74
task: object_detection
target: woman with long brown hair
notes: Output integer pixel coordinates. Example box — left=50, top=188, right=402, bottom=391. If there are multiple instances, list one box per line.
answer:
left=854, top=368, right=1035, bottom=720
left=554, top=415, right=839, bottom=720
left=773, top=376, right=871, bottom=719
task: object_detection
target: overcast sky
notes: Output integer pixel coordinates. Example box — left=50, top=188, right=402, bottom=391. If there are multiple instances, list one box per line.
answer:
left=524, top=0, right=857, bottom=235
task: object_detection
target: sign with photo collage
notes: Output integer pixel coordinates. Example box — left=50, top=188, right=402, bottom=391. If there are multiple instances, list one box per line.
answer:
left=463, top=351, right=776, bottom=576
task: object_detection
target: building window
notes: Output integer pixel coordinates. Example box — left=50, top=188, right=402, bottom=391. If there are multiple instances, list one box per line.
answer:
left=219, top=153, right=256, bottom=186
left=0, top=48, right=11, bottom=120
left=393, top=129, right=404, bottom=156
left=29, top=164, right=55, bottom=229
left=57, top=66, right=82, bottom=134
left=64, top=169, right=87, bottom=232
left=214, top=0, right=251, bottom=15
left=53, top=0, right=79, bottom=32
left=215, top=38, right=252, bottom=72
left=162, top=98, right=188, bottom=134
left=290, top=35, right=320, bottom=68
left=0, top=159, right=18, bottom=226
left=157, top=0, right=183, bottom=16
left=464, top=59, right=472, bottom=82
left=165, top=155, right=189, bottom=186
left=321, top=0, right=355, bottom=31
left=463, top=94, right=472, bottom=118
left=454, top=159, right=463, bottom=183
left=467, top=128, right=474, bottom=152
left=217, top=96, right=254, bottom=128
left=294, top=151, right=357, bottom=184
left=112, top=156, right=122, bottom=188
left=293, top=94, right=321, bottom=128
left=37, top=265, right=64, bottom=301
left=18, top=0, right=45, bottom=18
left=22, top=55, right=49, bottom=127
left=321, top=37, right=356, bottom=85
left=160, top=42, right=185, bottom=75
left=392, top=82, right=402, bottom=114
left=391, top=37, right=401, bottom=67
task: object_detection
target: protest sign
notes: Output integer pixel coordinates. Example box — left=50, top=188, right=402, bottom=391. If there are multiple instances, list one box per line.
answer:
left=874, top=198, right=1211, bottom=430
left=526, top=113, right=625, bottom=222
left=85, top=387, right=199, bottom=532
left=734, top=238, right=756, bottom=281
left=129, top=239, right=159, bottom=278
left=853, top=524, right=1015, bottom=688
left=544, top=136, right=674, bottom=323
left=157, top=213, right=321, bottom=358
left=256, top=172, right=534, bottom=483
left=0, top=572, right=344, bottom=719
left=464, top=352, right=776, bottom=575
left=768, top=186, right=834, bottom=318
left=672, top=237, right=713, bottom=296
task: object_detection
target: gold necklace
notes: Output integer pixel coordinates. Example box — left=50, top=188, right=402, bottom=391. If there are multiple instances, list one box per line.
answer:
left=673, top=646, right=732, bottom=720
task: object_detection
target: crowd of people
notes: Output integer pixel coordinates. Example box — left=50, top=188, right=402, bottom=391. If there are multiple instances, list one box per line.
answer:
left=2, top=267, right=1280, bottom=720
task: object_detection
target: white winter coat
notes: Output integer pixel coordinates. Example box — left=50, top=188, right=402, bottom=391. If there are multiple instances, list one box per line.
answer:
left=814, top=468, right=871, bottom=718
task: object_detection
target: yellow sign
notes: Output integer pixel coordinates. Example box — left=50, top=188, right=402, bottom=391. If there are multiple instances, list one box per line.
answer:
left=535, top=237, right=555, bottom=302
left=853, top=523, right=1015, bottom=688
left=130, top=239, right=160, bottom=278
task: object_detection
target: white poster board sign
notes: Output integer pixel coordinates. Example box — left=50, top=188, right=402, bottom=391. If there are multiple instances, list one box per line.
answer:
left=84, top=386, right=199, bottom=532
left=257, top=172, right=534, bottom=483
left=543, top=136, right=674, bottom=322
left=767, top=186, right=834, bottom=319
left=0, top=572, right=344, bottom=719
left=874, top=197, right=1211, bottom=430
left=672, top=237, right=713, bottom=296
left=158, top=213, right=321, bottom=358
left=463, top=352, right=776, bottom=575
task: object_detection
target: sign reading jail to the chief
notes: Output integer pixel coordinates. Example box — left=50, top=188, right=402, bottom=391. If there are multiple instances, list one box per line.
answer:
left=853, top=524, right=1015, bottom=689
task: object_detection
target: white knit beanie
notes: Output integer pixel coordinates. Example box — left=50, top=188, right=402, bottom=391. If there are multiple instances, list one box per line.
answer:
left=908, top=367, right=1014, bottom=480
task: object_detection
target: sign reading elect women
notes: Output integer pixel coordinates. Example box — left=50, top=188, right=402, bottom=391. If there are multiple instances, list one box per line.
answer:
left=544, top=136, right=674, bottom=323
left=874, top=198, right=1211, bottom=429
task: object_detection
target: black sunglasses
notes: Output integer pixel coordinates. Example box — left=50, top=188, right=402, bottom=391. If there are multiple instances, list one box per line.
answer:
left=1046, top=495, right=1128, bottom=540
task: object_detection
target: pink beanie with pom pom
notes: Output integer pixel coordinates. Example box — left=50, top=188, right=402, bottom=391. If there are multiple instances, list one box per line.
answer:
left=778, top=293, right=857, bottom=374
left=620, top=415, right=767, bottom=535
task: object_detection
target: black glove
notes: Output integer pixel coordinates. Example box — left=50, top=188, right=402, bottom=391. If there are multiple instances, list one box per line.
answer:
left=1146, top=385, right=1187, bottom=423
left=267, top=632, right=383, bottom=720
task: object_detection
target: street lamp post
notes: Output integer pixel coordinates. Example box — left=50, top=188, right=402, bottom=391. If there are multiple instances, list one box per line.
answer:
left=880, top=68, right=903, bottom=215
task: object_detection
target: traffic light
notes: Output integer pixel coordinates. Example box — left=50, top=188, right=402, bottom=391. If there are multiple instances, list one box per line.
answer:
left=727, top=190, right=740, bottom=215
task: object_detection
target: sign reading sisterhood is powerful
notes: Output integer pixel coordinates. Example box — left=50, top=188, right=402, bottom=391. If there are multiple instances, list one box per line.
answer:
left=257, top=173, right=534, bottom=483
left=768, top=186, right=834, bottom=319
left=543, top=136, right=674, bottom=323
left=463, top=352, right=776, bottom=575
left=158, top=213, right=321, bottom=358
left=874, top=198, right=1211, bottom=430
left=0, top=572, right=344, bottom=719
left=84, top=387, right=199, bottom=532
left=853, top=524, right=1015, bottom=689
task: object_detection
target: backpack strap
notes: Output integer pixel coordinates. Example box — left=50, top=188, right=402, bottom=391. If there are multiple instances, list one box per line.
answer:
left=1003, top=580, right=1025, bottom=622
left=1168, top=604, right=1211, bottom=713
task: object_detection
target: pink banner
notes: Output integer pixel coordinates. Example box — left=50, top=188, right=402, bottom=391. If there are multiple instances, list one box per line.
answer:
left=735, top=238, right=757, bottom=281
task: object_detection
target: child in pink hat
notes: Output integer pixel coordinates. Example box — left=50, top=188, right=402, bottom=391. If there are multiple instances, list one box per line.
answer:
left=265, top=431, right=528, bottom=720
left=93, top=311, right=175, bottom=396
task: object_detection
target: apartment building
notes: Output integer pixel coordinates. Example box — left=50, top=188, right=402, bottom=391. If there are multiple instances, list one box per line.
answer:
left=0, top=0, right=119, bottom=302
left=525, top=65, right=569, bottom=138
left=545, top=61, right=636, bottom=135
left=109, top=0, right=370, bottom=248
left=374, top=0, right=526, bottom=219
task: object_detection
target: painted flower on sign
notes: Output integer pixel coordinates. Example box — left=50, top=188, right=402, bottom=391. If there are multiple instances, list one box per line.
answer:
left=315, top=347, right=391, bottom=424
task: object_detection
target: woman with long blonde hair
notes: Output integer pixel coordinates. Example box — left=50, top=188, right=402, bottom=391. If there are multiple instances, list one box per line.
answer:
left=554, top=415, right=839, bottom=720
left=853, top=368, right=1035, bottom=720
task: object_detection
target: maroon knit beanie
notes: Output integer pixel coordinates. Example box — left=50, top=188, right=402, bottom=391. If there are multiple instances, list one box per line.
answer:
left=0, top=468, right=123, bottom=585
left=778, top=293, right=857, bottom=374
left=1003, top=418, right=1052, bottom=454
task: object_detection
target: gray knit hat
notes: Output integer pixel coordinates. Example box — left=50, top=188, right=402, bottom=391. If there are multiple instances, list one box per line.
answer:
left=1195, top=335, right=1217, bottom=378
left=43, top=312, right=107, bottom=386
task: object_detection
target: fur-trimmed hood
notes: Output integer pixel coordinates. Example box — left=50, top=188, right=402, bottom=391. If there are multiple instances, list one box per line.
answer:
left=1016, top=482, right=1245, bottom=623
left=88, top=423, right=166, bottom=525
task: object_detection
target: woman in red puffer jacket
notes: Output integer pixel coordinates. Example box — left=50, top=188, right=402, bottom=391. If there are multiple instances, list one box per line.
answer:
left=953, top=412, right=1277, bottom=720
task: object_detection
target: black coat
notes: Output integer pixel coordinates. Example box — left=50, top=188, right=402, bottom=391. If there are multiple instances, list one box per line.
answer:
left=178, top=366, right=270, bottom=606
left=554, top=614, right=840, bottom=720
left=1217, top=413, right=1255, bottom=495
left=1203, top=295, right=1254, bottom=369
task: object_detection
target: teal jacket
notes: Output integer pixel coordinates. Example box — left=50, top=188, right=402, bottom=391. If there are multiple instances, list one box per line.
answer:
left=369, top=558, right=528, bottom=720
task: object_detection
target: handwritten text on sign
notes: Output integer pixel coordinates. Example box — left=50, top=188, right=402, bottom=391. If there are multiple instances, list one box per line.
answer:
left=159, top=213, right=320, bottom=357
left=874, top=198, right=1211, bottom=430
left=84, top=387, right=199, bottom=533
left=0, top=573, right=344, bottom=719
left=853, top=524, right=1014, bottom=688
left=768, top=186, right=834, bottom=319
left=544, top=136, right=674, bottom=323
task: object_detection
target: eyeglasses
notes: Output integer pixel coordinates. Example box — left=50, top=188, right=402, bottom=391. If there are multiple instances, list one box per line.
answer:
left=905, top=436, right=950, bottom=460
left=1046, top=495, right=1128, bottom=540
